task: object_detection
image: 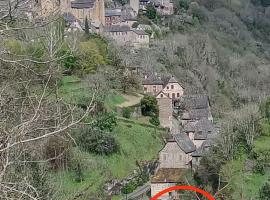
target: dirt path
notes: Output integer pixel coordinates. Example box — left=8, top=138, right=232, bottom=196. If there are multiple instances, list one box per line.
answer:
left=117, top=93, right=144, bottom=108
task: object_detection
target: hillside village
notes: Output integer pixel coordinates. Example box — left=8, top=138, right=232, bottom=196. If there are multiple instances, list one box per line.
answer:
left=1, top=0, right=270, bottom=200
left=26, top=0, right=176, bottom=48
left=140, top=72, right=218, bottom=199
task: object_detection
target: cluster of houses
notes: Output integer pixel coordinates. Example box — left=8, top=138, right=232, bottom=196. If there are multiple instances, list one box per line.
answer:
left=29, top=0, right=174, bottom=48
left=142, top=73, right=218, bottom=200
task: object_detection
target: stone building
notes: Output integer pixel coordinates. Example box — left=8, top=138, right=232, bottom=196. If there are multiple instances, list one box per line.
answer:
left=151, top=134, right=195, bottom=199
left=105, top=8, right=137, bottom=27
left=156, top=91, right=173, bottom=129
left=151, top=168, right=185, bottom=200
left=139, top=0, right=173, bottom=15
left=104, top=25, right=149, bottom=48
left=33, top=0, right=105, bottom=26
left=143, top=75, right=184, bottom=99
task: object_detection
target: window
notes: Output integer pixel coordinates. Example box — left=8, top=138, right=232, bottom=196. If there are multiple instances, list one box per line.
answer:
left=208, top=131, right=212, bottom=134
left=144, top=87, right=147, bottom=91
left=177, top=93, right=180, bottom=97
left=172, top=93, right=175, bottom=98
left=198, top=131, right=203, bottom=135
left=153, top=85, right=156, bottom=92
left=160, top=94, right=163, bottom=98
left=171, top=84, right=174, bottom=89
left=163, top=154, right=167, bottom=161
left=179, top=155, right=182, bottom=161
left=167, top=86, right=169, bottom=89
left=168, top=93, right=170, bottom=98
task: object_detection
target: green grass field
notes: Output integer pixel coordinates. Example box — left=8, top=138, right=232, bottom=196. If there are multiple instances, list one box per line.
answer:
left=49, top=121, right=164, bottom=200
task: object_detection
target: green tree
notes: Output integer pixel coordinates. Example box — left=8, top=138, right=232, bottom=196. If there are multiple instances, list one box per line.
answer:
left=84, top=17, right=90, bottom=35
left=77, top=40, right=107, bottom=73
left=145, top=5, right=157, bottom=20
left=77, top=128, right=119, bottom=155
left=94, top=112, right=117, bottom=132
left=141, top=96, right=159, bottom=116
left=260, top=182, right=270, bottom=199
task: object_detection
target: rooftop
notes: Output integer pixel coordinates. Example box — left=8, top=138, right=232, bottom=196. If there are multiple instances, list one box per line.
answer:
left=132, top=29, right=148, bottom=35
left=105, top=8, right=122, bottom=17
left=105, top=25, right=131, bottom=32
left=174, top=133, right=196, bottom=153
left=179, top=95, right=210, bottom=110
left=71, top=0, right=95, bottom=9
left=151, top=168, right=187, bottom=183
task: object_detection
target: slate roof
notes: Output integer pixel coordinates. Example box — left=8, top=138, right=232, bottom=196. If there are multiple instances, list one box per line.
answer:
left=105, top=9, right=122, bottom=17
left=142, top=74, right=164, bottom=85
left=181, top=108, right=210, bottom=120
left=151, top=168, right=187, bottom=183
left=168, top=76, right=178, bottom=83
left=184, top=118, right=217, bottom=140
left=180, top=95, right=210, bottom=110
left=105, top=25, right=131, bottom=32
left=192, top=140, right=212, bottom=157
left=142, top=74, right=179, bottom=86
left=132, top=29, right=148, bottom=35
left=71, top=0, right=95, bottom=9
left=173, top=133, right=196, bottom=153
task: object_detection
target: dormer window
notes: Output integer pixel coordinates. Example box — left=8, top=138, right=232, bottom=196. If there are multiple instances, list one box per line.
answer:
left=167, top=86, right=169, bottom=89
left=198, top=131, right=203, bottom=135
left=160, top=94, right=163, bottom=98
left=171, top=85, right=174, bottom=89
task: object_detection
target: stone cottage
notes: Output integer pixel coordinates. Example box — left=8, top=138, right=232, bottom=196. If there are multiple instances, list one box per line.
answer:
left=151, top=134, right=195, bottom=199
left=104, top=25, right=149, bottom=48
left=143, top=75, right=184, bottom=99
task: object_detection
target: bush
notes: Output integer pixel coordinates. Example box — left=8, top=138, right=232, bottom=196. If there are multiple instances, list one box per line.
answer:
left=77, top=128, right=119, bottom=155
left=141, top=96, right=159, bottom=117
left=122, top=107, right=132, bottom=119
left=149, top=116, right=160, bottom=126
left=94, top=112, right=117, bottom=132
left=145, top=5, right=157, bottom=20
left=260, top=182, right=270, bottom=200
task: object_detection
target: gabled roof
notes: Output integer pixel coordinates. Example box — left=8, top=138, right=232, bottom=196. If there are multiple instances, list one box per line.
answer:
left=156, top=90, right=170, bottom=99
left=173, top=133, right=196, bottom=153
left=184, top=118, right=217, bottom=140
left=179, top=95, right=210, bottom=110
left=105, top=25, right=131, bottom=32
left=132, top=29, right=148, bottom=35
left=168, top=76, right=178, bottom=83
left=105, top=9, right=122, bottom=17
left=142, top=74, right=164, bottom=85
left=71, top=0, right=95, bottom=9
left=181, top=108, right=210, bottom=120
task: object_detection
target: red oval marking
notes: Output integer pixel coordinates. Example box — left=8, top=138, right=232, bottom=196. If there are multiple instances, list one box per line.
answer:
left=151, top=185, right=216, bottom=200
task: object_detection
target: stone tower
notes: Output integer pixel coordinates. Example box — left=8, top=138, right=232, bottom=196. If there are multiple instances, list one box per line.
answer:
left=94, top=0, right=105, bottom=25
left=129, top=0, right=139, bottom=15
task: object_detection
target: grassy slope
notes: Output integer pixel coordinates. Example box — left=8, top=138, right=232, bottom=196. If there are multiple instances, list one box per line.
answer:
left=59, top=75, right=126, bottom=110
left=49, top=121, right=164, bottom=200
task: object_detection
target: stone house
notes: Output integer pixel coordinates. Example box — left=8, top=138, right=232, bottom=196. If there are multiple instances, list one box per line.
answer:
left=158, top=134, right=196, bottom=169
left=105, top=8, right=137, bottom=27
left=151, top=134, right=195, bottom=199
left=151, top=168, right=186, bottom=200
left=142, top=74, right=184, bottom=129
left=33, top=0, right=105, bottom=25
left=156, top=91, right=173, bottom=129
left=143, top=75, right=184, bottom=99
left=104, top=25, right=149, bottom=48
